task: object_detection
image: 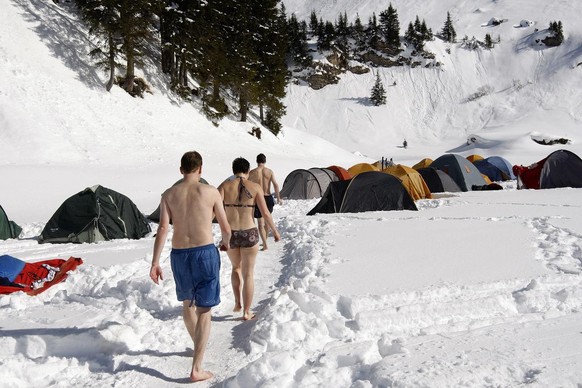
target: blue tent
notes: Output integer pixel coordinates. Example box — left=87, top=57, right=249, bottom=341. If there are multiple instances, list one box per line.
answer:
left=473, top=159, right=506, bottom=182
left=430, top=154, right=487, bottom=191
left=485, top=156, right=515, bottom=180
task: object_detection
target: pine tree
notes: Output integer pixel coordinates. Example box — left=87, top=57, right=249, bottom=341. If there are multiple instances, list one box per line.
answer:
left=441, top=11, right=456, bottom=43
left=352, top=14, right=367, bottom=53
left=379, top=3, right=400, bottom=48
left=370, top=73, right=387, bottom=106
left=309, top=10, right=319, bottom=34
left=549, top=20, right=564, bottom=44
left=75, top=0, right=156, bottom=95
left=367, top=13, right=380, bottom=49
left=75, top=0, right=121, bottom=91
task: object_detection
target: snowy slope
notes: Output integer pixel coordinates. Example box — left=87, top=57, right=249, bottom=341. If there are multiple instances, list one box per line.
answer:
left=282, top=0, right=582, bottom=162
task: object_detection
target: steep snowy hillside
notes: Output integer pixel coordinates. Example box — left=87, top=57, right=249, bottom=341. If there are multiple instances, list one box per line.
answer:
left=0, top=0, right=363, bottom=221
left=283, top=0, right=582, bottom=162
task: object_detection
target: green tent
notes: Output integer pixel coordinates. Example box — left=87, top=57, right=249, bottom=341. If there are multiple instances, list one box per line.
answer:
left=0, top=205, right=22, bottom=240
left=40, top=185, right=150, bottom=244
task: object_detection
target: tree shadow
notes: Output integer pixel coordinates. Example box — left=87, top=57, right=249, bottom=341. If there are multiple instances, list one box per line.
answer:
left=339, top=97, right=375, bottom=106
left=10, top=0, right=104, bottom=89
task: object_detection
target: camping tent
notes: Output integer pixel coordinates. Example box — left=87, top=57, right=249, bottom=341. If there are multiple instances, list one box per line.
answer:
left=514, top=150, right=582, bottom=189
left=485, top=156, right=516, bottom=180
left=148, top=177, right=209, bottom=222
left=412, top=158, right=433, bottom=170
left=466, top=154, right=484, bottom=163
left=473, top=159, right=508, bottom=182
left=307, top=171, right=418, bottom=215
left=327, top=165, right=352, bottom=181
left=382, top=164, right=432, bottom=200
left=40, top=185, right=151, bottom=244
left=430, top=154, right=487, bottom=191
left=0, top=205, right=21, bottom=240
left=347, top=163, right=379, bottom=177
left=416, top=167, right=462, bottom=193
left=280, top=168, right=337, bottom=200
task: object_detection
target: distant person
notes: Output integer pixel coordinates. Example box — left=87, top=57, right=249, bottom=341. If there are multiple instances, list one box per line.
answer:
left=403, top=139, right=408, bottom=149
left=248, top=153, right=282, bottom=250
left=219, top=157, right=281, bottom=320
left=150, top=151, right=231, bottom=383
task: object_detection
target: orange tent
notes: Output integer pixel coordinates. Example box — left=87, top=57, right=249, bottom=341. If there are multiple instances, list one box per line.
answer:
left=382, top=164, right=432, bottom=200
left=466, top=154, right=484, bottom=163
left=412, top=158, right=433, bottom=170
left=327, top=165, right=352, bottom=180
left=348, top=163, right=379, bottom=177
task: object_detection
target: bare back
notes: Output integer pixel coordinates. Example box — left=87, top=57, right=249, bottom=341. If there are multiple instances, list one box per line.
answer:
left=249, top=166, right=275, bottom=195
left=162, top=181, right=218, bottom=248
left=219, top=178, right=262, bottom=230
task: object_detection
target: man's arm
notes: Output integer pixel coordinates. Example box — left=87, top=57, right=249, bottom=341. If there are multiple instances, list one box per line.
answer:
left=270, top=171, right=282, bottom=204
left=256, top=187, right=281, bottom=242
left=150, top=195, right=171, bottom=284
left=212, top=189, right=231, bottom=250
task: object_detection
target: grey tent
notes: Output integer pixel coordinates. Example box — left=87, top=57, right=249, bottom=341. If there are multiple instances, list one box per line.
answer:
left=430, top=154, right=487, bottom=191
left=280, top=168, right=337, bottom=200
left=0, top=205, right=22, bottom=240
left=148, top=177, right=209, bottom=222
left=308, top=171, right=418, bottom=215
left=416, top=167, right=462, bottom=193
left=540, top=149, right=582, bottom=189
left=40, top=185, right=151, bottom=244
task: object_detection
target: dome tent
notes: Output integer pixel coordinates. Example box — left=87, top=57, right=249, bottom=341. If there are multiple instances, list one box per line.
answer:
left=307, top=171, right=418, bottom=215
left=430, top=154, right=487, bottom=191
left=416, top=167, right=462, bottom=193
left=382, top=164, right=432, bottom=200
left=514, top=150, right=582, bottom=189
left=280, top=168, right=337, bottom=200
left=0, top=205, right=21, bottom=240
left=40, top=185, right=151, bottom=244
left=485, top=156, right=516, bottom=180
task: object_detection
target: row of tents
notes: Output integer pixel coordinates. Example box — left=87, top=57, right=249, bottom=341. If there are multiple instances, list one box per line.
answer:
left=279, top=150, right=582, bottom=215
left=1, top=150, right=581, bottom=244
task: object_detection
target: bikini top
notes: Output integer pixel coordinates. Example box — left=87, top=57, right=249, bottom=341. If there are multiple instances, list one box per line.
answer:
left=224, top=176, right=254, bottom=208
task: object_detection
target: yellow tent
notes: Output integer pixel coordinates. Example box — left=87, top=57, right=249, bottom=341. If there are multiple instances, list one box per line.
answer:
left=466, top=154, right=484, bottom=162
left=382, top=164, right=432, bottom=200
left=412, top=158, right=433, bottom=170
left=481, top=173, right=492, bottom=184
left=348, top=163, right=379, bottom=176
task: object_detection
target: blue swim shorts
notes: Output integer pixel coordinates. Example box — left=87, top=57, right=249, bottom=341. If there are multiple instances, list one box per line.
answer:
left=170, top=244, right=221, bottom=308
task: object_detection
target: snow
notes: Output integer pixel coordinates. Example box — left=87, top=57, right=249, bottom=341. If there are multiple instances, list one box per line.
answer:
left=1, top=0, right=582, bottom=387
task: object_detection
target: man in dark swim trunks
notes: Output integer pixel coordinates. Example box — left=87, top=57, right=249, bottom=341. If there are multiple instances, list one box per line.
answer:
left=248, top=153, right=282, bottom=250
left=150, top=151, right=231, bottom=383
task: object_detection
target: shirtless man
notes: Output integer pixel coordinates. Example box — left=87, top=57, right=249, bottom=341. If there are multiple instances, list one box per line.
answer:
left=248, top=153, right=282, bottom=250
left=150, top=151, right=231, bottom=383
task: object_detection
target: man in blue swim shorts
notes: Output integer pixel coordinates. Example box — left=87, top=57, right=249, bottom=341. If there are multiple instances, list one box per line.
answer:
left=150, top=151, right=231, bottom=383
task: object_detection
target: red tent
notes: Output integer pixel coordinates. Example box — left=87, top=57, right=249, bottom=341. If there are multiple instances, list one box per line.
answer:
left=327, top=165, right=352, bottom=180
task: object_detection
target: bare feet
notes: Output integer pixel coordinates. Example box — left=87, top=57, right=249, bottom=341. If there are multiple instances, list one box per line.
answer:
left=233, top=304, right=242, bottom=313
left=243, top=311, right=257, bottom=321
left=190, top=370, right=214, bottom=382
left=260, top=244, right=268, bottom=251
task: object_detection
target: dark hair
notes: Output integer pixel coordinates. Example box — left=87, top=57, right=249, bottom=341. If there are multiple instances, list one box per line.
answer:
left=181, top=151, right=203, bottom=173
left=232, top=157, right=250, bottom=174
left=256, top=153, right=266, bottom=164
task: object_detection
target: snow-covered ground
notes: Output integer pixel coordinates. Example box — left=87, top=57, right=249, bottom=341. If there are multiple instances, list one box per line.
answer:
left=2, top=0, right=582, bottom=387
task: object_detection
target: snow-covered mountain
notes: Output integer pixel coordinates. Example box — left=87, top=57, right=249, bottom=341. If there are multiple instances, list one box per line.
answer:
left=282, top=0, right=582, bottom=160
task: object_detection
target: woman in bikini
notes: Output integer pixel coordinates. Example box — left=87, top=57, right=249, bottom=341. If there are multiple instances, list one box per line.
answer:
left=218, top=157, right=281, bottom=320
